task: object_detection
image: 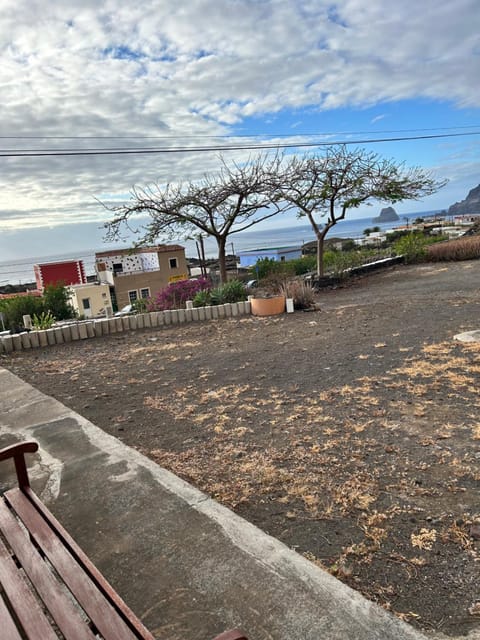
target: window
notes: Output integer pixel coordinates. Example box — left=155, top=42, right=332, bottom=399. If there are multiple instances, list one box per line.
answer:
left=140, top=288, right=150, bottom=299
left=82, top=298, right=91, bottom=310
left=169, top=257, right=178, bottom=269
left=112, top=262, right=123, bottom=274
left=128, top=290, right=138, bottom=303
left=102, top=292, right=107, bottom=298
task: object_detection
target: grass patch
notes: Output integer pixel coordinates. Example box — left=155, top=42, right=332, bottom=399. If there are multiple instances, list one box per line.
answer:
left=427, top=236, right=480, bottom=261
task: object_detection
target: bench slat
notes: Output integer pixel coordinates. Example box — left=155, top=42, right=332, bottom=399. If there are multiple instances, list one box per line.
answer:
left=0, top=499, right=96, bottom=640
left=22, top=487, right=155, bottom=639
left=0, top=534, right=58, bottom=640
left=5, top=488, right=142, bottom=640
left=0, top=592, right=27, bottom=640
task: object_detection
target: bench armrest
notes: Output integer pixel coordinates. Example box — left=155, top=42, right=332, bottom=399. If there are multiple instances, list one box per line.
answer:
left=0, top=441, right=38, bottom=487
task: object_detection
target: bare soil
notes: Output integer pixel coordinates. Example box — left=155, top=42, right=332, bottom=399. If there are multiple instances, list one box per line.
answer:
left=3, top=261, right=480, bottom=636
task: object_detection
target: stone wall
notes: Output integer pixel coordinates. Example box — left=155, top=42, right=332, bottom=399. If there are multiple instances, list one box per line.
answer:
left=0, top=301, right=252, bottom=354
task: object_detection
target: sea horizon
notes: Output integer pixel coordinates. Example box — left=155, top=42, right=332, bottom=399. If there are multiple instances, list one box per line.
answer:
left=0, top=209, right=443, bottom=285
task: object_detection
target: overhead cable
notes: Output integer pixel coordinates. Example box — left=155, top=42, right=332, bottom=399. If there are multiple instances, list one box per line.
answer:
left=0, top=124, right=478, bottom=140
left=0, top=130, right=478, bottom=158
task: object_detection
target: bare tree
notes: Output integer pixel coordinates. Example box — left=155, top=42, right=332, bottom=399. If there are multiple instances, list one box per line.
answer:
left=281, top=146, right=447, bottom=276
left=103, top=154, right=292, bottom=283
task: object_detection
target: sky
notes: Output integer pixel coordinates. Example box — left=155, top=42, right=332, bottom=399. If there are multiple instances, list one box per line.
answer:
left=0, top=0, right=479, bottom=262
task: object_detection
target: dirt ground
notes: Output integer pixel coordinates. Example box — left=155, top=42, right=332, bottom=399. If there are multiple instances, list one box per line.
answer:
left=3, top=261, right=480, bottom=636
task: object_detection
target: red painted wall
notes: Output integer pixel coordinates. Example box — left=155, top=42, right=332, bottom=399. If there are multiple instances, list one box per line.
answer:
left=34, top=261, right=86, bottom=290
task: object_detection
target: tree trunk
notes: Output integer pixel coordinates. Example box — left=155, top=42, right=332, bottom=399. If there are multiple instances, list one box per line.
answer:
left=316, top=236, right=322, bottom=277
left=217, top=237, right=228, bottom=284
left=316, top=229, right=328, bottom=277
left=317, top=224, right=334, bottom=278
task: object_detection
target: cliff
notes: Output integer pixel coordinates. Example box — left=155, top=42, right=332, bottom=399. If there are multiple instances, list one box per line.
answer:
left=448, top=184, right=480, bottom=216
left=372, top=207, right=399, bottom=223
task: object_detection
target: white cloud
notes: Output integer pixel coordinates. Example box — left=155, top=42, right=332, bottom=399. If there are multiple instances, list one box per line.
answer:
left=0, top=0, right=478, bottom=253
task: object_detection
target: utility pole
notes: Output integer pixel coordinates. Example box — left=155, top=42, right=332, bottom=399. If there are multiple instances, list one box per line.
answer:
left=231, top=242, right=238, bottom=275
left=199, top=235, right=207, bottom=277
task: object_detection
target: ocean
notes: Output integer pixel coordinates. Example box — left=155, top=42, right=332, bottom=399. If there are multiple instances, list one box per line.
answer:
left=0, top=210, right=440, bottom=285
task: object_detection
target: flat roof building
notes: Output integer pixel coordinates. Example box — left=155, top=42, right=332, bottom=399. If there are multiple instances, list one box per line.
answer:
left=237, top=246, right=302, bottom=268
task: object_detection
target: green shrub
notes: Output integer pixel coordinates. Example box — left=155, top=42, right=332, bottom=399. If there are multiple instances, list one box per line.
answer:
left=385, top=229, right=411, bottom=243
left=288, top=255, right=317, bottom=275
left=0, top=295, right=44, bottom=331
left=209, top=287, right=224, bottom=305
left=43, top=283, right=76, bottom=320
left=341, top=239, right=357, bottom=252
left=322, top=250, right=340, bottom=271
left=32, top=310, right=55, bottom=330
left=252, top=258, right=281, bottom=279
left=393, top=232, right=429, bottom=263
left=132, top=297, right=148, bottom=313
left=0, top=284, right=75, bottom=331
left=216, top=279, right=247, bottom=303
left=322, top=247, right=392, bottom=278
left=251, top=257, right=294, bottom=280
left=327, top=251, right=364, bottom=277
left=192, top=279, right=247, bottom=307
left=192, top=290, right=212, bottom=307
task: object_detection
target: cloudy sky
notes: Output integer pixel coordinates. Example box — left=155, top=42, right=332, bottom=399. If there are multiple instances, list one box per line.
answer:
left=0, top=0, right=479, bottom=262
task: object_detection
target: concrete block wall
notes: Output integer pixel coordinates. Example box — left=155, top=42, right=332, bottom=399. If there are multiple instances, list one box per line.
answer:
left=0, top=302, right=253, bottom=354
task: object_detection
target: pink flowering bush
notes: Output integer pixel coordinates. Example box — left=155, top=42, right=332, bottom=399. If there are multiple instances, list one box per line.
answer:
left=147, top=277, right=211, bottom=311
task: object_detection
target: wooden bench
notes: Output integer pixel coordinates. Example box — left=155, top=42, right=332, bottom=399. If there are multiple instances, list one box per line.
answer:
left=0, top=442, right=248, bottom=640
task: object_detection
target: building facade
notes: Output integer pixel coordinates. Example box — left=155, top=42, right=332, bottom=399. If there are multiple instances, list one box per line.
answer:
left=95, top=245, right=188, bottom=309
left=68, top=283, right=113, bottom=318
left=34, top=260, right=86, bottom=291
left=237, top=246, right=302, bottom=268
left=453, top=214, right=480, bottom=225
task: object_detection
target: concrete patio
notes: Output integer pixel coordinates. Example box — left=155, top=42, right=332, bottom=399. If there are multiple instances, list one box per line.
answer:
left=0, top=366, right=430, bottom=640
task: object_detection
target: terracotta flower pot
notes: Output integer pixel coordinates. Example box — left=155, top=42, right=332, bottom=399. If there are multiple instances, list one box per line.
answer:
left=250, top=295, right=286, bottom=317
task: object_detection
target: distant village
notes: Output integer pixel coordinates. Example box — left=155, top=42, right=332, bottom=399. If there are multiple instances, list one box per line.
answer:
left=0, top=244, right=247, bottom=319
left=0, top=210, right=478, bottom=321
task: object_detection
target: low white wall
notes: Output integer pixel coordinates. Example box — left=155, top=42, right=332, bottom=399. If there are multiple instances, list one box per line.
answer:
left=0, top=301, right=252, bottom=354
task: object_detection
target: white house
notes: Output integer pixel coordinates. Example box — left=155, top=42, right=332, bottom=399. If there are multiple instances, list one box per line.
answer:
left=68, top=283, right=113, bottom=318
left=453, top=214, right=480, bottom=226
left=238, top=245, right=302, bottom=268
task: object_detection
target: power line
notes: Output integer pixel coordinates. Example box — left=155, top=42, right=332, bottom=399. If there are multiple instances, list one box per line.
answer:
left=0, top=124, right=478, bottom=140
left=0, top=130, right=479, bottom=158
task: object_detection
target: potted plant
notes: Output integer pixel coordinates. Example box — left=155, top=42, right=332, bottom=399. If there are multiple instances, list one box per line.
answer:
left=248, top=280, right=285, bottom=316
left=250, top=294, right=286, bottom=316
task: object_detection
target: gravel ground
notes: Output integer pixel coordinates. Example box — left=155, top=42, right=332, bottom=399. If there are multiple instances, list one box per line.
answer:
left=3, top=260, right=480, bottom=636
